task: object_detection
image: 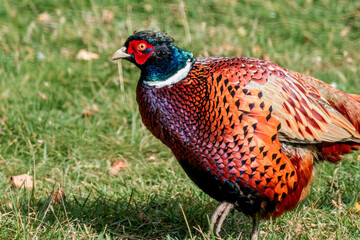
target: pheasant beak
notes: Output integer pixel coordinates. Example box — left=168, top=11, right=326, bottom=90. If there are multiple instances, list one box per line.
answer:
left=111, top=47, right=131, bottom=61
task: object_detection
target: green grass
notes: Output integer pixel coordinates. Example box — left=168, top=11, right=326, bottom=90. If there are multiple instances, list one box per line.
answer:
left=0, top=0, right=360, bottom=239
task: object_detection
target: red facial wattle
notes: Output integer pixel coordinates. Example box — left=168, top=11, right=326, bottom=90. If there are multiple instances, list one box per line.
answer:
left=127, top=40, right=153, bottom=65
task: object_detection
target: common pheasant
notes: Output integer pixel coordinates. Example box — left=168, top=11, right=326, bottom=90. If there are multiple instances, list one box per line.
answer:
left=111, top=30, right=360, bottom=239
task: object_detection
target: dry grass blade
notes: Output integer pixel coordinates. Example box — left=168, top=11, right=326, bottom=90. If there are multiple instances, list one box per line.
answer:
left=178, top=0, right=192, bottom=43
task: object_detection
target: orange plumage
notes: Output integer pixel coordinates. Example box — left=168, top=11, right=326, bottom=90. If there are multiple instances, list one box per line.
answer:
left=112, top=31, right=360, bottom=239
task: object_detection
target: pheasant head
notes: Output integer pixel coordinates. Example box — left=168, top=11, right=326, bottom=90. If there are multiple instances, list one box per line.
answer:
left=111, top=30, right=194, bottom=87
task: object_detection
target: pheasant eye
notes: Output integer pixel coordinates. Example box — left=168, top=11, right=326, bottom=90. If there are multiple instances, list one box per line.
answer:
left=138, top=43, right=147, bottom=51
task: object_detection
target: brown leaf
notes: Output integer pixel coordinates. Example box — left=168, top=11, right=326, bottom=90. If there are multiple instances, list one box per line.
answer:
left=350, top=202, right=360, bottom=212
left=51, top=188, right=65, bottom=203
left=76, top=49, right=99, bottom=61
left=81, top=109, right=94, bottom=118
left=81, top=105, right=99, bottom=118
left=113, top=161, right=127, bottom=168
left=11, top=174, right=33, bottom=189
left=109, top=161, right=127, bottom=175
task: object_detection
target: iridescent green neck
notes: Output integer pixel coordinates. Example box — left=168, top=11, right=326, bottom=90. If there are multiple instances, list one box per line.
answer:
left=140, top=46, right=194, bottom=83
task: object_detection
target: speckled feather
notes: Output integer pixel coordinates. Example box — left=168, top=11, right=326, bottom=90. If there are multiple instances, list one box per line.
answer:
left=136, top=56, right=360, bottom=219
left=116, top=31, right=360, bottom=223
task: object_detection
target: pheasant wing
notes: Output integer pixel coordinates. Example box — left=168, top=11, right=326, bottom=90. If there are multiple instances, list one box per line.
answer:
left=245, top=66, right=360, bottom=143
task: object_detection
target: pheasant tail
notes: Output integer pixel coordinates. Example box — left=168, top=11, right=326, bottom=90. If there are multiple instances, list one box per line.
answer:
left=299, top=73, right=360, bottom=162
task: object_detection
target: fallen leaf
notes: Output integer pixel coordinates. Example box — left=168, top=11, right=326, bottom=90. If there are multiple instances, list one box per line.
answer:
left=81, top=109, right=94, bottom=118
left=11, top=174, right=33, bottom=189
left=114, top=161, right=127, bottom=169
left=51, top=187, right=65, bottom=203
left=38, top=12, right=52, bottom=23
left=350, top=202, right=360, bottom=212
left=109, top=161, right=127, bottom=175
left=81, top=105, right=99, bottom=118
left=76, top=49, right=99, bottom=61
left=357, top=155, right=360, bottom=161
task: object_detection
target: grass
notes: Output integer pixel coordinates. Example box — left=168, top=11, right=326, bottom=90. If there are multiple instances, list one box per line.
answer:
left=0, top=0, right=359, bottom=239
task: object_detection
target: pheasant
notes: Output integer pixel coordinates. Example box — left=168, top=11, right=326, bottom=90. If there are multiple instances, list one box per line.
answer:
left=111, top=30, right=360, bottom=239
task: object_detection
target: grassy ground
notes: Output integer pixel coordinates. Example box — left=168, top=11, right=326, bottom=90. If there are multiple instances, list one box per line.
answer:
left=0, top=0, right=360, bottom=239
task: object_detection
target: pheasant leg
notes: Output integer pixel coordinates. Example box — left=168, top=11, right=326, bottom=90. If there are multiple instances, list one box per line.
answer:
left=207, top=201, right=234, bottom=236
left=215, top=203, right=234, bottom=236
left=251, top=214, right=259, bottom=240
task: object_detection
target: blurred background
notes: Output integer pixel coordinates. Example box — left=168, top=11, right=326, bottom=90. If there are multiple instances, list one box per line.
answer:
left=0, top=0, right=359, bottom=239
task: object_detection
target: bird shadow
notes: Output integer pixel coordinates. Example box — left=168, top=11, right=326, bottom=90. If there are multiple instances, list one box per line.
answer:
left=7, top=183, right=353, bottom=239
left=9, top=187, right=250, bottom=239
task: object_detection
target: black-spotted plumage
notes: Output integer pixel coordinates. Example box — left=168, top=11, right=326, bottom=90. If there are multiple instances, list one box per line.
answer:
left=111, top=30, right=360, bottom=239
